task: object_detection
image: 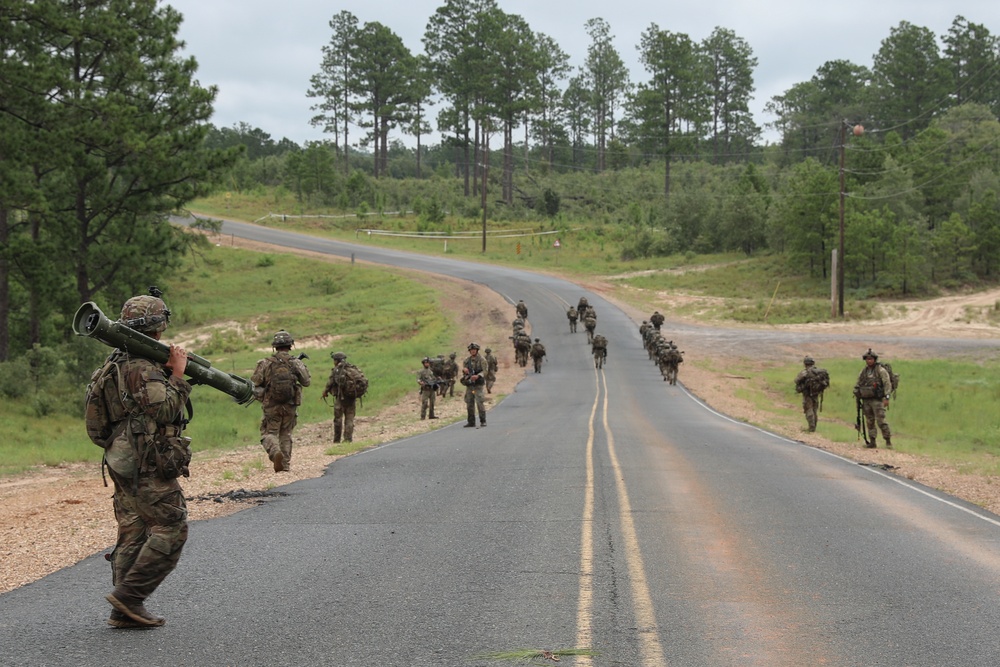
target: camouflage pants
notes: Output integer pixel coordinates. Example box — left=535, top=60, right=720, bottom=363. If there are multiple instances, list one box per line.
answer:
left=861, top=399, right=891, bottom=442
left=465, top=383, right=487, bottom=424
left=420, top=387, right=436, bottom=419
left=802, top=394, right=819, bottom=431
left=664, top=362, right=679, bottom=385
left=334, top=397, right=356, bottom=442
left=568, top=318, right=577, bottom=332
left=109, top=471, right=188, bottom=605
left=260, top=403, right=297, bottom=470
left=485, top=371, right=496, bottom=393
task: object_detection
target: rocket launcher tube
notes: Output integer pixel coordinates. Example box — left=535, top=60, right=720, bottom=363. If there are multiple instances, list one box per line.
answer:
left=73, top=301, right=255, bottom=405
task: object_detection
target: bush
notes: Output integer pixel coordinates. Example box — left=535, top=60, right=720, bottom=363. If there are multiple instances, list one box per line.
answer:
left=0, top=357, right=31, bottom=399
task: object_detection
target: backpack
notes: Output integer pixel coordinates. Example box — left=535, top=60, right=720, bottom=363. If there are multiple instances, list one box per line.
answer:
left=531, top=343, right=546, bottom=358
left=879, top=362, right=900, bottom=398
left=804, top=367, right=830, bottom=396
left=592, top=334, right=607, bottom=349
left=430, top=357, right=446, bottom=376
left=267, top=358, right=298, bottom=403
left=85, top=351, right=130, bottom=449
left=337, top=363, right=369, bottom=399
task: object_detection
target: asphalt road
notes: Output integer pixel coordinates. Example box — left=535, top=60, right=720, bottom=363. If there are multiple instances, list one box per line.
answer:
left=3, top=219, right=1000, bottom=666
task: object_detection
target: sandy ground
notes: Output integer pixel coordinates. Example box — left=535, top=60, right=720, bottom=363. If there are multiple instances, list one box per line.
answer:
left=2, top=242, right=999, bottom=595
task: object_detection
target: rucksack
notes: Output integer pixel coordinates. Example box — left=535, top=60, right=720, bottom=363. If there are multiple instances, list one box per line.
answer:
left=879, top=362, right=900, bottom=398
left=592, top=335, right=607, bottom=349
left=85, top=351, right=131, bottom=449
left=804, top=367, right=830, bottom=395
left=267, top=358, right=298, bottom=403
left=337, top=363, right=369, bottom=399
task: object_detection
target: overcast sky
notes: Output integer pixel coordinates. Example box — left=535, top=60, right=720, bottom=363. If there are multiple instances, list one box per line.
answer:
left=163, top=0, right=997, bottom=147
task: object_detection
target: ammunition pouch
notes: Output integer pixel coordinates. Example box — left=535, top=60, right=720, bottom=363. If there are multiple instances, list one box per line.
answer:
left=147, top=424, right=192, bottom=480
left=855, top=385, right=878, bottom=399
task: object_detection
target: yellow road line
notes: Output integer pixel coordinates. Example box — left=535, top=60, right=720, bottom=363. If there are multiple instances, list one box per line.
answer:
left=573, top=368, right=599, bottom=665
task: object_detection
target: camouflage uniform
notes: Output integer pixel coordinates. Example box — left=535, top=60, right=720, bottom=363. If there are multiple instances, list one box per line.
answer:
left=417, top=358, right=438, bottom=420
left=583, top=314, right=597, bottom=343
left=462, top=343, right=488, bottom=427
left=101, top=293, right=192, bottom=628
left=567, top=307, right=578, bottom=332
left=794, top=357, right=820, bottom=432
left=516, top=299, right=528, bottom=320
left=592, top=335, right=608, bottom=369
left=442, top=353, right=459, bottom=397
left=530, top=339, right=546, bottom=373
left=660, top=343, right=682, bottom=385
left=484, top=348, right=498, bottom=393
left=650, top=311, right=665, bottom=331
left=854, top=350, right=892, bottom=448
left=323, top=353, right=358, bottom=443
left=251, top=333, right=311, bottom=472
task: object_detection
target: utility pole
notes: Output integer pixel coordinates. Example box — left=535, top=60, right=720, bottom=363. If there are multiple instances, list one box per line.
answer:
left=838, top=121, right=846, bottom=318
left=837, top=120, right=863, bottom=318
left=481, top=122, right=489, bottom=254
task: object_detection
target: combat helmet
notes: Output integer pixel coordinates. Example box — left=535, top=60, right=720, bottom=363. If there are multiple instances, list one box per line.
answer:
left=120, top=287, right=171, bottom=334
left=331, top=351, right=347, bottom=361
left=803, top=356, right=815, bottom=366
left=862, top=348, right=878, bottom=361
left=449, top=352, right=457, bottom=359
left=467, top=342, right=480, bottom=351
left=485, top=348, right=492, bottom=354
left=272, top=330, right=294, bottom=348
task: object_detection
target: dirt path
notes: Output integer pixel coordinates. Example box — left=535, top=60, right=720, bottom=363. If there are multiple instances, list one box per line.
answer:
left=3, top=243, right=999, bottom=595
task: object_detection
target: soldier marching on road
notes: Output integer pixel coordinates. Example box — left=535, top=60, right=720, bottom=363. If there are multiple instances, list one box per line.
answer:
left=484, top=347, right=498, bottom=394
left=417, top=357, right=439, bottom=420
left=461, top=342, right=489, bottom=428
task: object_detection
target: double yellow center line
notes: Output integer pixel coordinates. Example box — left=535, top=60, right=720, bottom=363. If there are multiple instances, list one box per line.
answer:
left=575, top=368, right=667, bottom=666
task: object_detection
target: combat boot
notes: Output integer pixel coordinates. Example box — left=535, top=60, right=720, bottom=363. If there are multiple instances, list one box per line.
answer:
left=864, top=438, right=876, bottom=449
left=333, top=427, right=341, bottom=444
left=106, top=592, right=165, bottom=627
left=272, top=451, right=284, bottom=473
left=429, top=411, right=438, bottom=419
left=885, top=437, right=892, bottom=449
left=107, top=610, right=146, bottom=629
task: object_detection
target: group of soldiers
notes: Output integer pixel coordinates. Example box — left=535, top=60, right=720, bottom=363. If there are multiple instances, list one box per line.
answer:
left=417, top=346, right=498, bottom=421
left=639, top=313, right=683, bottom=385
left=794, top=349, right=895, bottom=448
left=91, top=289, right=904, bottom=632
left=567, top=296, right=609, bottom=369
left=510, top=299, right=548, bottom=372
left=253, top=333, right=364, bottom=472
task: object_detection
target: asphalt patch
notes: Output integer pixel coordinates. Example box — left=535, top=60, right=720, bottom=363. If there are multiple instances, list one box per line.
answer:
left=187, top=488, right=289, bottom=504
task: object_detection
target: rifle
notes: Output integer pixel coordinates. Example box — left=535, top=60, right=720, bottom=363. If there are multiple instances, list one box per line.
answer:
left=73, top=301, right=256, bottom=405
left=854, top=396, right=867, bottom=443
left=296, top=352, right=309, bottom=361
